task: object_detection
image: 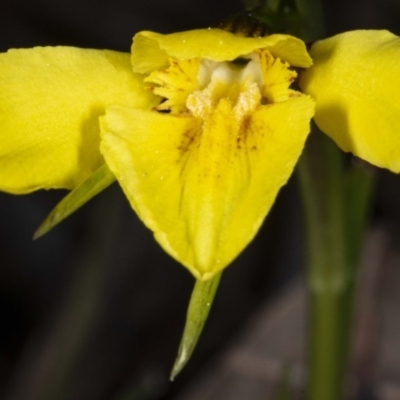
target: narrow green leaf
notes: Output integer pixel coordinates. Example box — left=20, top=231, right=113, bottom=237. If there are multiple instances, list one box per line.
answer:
left=170, top=272, right=222, bottom=380
left=34, top=164, right=116, bottom=239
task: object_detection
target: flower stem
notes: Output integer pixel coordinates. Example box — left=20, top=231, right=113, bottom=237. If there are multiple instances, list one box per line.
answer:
left=297, top=132, right=374, bottom=400
left=297, top=133, right=346, bottom=399
left=307, top=288, right=354, bottom=400
left=244, top=0, right=375, bottom=397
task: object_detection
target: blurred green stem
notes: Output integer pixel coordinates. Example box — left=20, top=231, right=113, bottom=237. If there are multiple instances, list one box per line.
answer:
left=246, top=0, right=374, bottom=398
left=246, top=0, right=375, bottom=397
left=297, top=133, right=374, bottom=400
left=297, top=133, right=347, bottom=400
left=291, top=0, right=374, bottom=396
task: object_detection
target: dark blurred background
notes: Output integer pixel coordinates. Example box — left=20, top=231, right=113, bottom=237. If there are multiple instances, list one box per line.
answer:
left=0, top=1, right=399, bottom=399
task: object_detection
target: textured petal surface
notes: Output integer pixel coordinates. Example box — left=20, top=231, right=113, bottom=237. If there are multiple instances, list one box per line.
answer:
left=0, top=46, right=155, bottom=194
left=100, top=97, right=314, bottom=280
left=131, top=29, right=312, bottom=74
left=299, top=30, right=400, bottom=172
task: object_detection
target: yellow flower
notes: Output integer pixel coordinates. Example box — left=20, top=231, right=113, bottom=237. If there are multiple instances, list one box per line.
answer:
left=0, top=28, right=399, bottom=280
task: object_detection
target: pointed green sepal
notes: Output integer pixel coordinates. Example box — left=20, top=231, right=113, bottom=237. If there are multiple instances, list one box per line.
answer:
left=34, top=164, right=116, bottom=239
left=170, top=272, right=222, bottom=380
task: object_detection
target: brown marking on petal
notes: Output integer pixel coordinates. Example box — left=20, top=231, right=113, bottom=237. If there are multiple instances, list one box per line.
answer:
left=159, top=109, right=172, bottom=114
left=236, top=116, right=250, bottom=150
left=176, top=120, right=202, bottom=157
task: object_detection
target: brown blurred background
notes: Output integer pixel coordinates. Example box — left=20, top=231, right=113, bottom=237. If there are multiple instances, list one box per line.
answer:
left=0, top=1, right=399, bottom=399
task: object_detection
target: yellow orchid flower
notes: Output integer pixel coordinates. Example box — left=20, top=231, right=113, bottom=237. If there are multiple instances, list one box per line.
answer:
left=0, top=28, right=399, bottom=281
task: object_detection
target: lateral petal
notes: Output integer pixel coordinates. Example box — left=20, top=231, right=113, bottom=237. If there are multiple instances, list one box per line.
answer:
left=100, top=96, right=314, bottom=280
left=299, top=30, right=400, bottom=172
left=0, top=46, right=155, bottom=194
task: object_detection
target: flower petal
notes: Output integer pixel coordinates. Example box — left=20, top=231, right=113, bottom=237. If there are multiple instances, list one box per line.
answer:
left=100, top=96, right=314, bottom=280
left=0, top=46, right=156, bottom=194
left=131, top=29, right=312, bottom=74
left=299, top=30, right=400, bottom=172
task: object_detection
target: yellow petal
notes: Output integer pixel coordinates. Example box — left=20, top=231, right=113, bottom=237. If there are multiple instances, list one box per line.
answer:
left=100, top=96, right=314, bottom=280
left=299, top=30, right=400, bottom=172
left=131, top=29, right=312, bottom=74
left=0, top=46, right=156, bottom=194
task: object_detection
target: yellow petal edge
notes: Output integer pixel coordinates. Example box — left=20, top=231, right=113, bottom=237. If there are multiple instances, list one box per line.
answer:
left=299, top=30, right=400, bottom=172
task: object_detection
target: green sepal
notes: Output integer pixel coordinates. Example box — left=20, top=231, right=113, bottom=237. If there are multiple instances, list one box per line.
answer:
left=34, top=164, right=116, bottom=239
left=170, top=272, right=222, bottom=380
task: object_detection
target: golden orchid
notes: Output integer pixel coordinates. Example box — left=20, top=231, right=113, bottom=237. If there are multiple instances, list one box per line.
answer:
left=1, top=28, right=399, bottom=280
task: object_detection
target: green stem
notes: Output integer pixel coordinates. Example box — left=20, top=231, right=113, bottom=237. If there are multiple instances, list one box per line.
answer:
left=297, top=134, right=348, bottom=400
left=285, top=0, right=373, bottom=396
left=297, top=133, right=374, bottom=400
left=308, top=287, right=354, bottom=400
left=249, top=2, right=375, bottom=398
